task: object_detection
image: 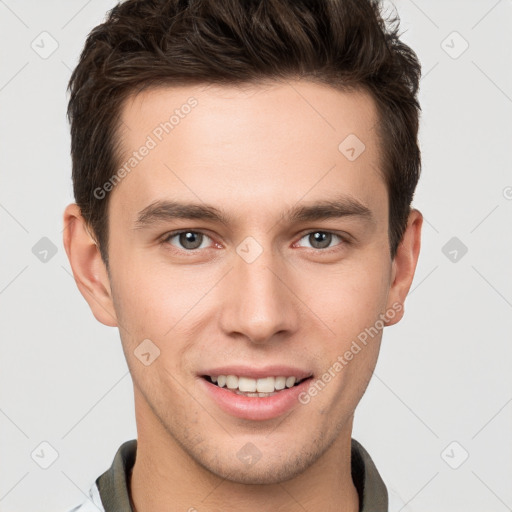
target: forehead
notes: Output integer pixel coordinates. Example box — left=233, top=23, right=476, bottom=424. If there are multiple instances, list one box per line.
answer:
left=118, top=81, right=380, bottom=152
left=111, top=80, right=386, bottom=225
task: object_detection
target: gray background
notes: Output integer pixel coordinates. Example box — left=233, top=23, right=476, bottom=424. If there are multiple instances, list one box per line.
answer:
left=0, top=1, right=511, bottom=511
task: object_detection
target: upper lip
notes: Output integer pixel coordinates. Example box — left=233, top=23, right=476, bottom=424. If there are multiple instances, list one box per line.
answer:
left=199, top=365, right=313, bottom=380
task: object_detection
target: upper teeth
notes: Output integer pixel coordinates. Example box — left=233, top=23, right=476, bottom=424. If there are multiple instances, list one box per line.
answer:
left=211, top=375, right=300, bottom=392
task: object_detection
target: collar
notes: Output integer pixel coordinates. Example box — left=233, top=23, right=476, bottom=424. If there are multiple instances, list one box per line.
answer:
left=96, top=438, right=388, bottom=511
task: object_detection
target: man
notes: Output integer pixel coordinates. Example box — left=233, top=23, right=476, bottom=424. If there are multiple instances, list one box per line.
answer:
left=64, top=0, right=422, bottom=510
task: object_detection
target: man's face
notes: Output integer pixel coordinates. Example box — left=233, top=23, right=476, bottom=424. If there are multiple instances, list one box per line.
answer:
left=103, top=81, right=397, bottom=483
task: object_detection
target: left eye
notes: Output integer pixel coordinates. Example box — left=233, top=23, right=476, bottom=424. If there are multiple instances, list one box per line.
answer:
left=164, top=231, right=213, bottom=251
left=296, top=231, right=344, bottom=250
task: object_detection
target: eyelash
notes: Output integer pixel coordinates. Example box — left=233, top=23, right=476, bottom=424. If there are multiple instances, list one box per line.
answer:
left=160, top=229, right=350, bottom=254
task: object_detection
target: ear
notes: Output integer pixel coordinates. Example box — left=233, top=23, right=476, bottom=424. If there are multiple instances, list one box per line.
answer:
left=62, top=203, right=118, bottom=327
left=384, top=208, right=423, bottom=326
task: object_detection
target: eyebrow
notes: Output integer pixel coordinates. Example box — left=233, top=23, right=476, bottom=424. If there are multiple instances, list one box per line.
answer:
left=134, top=195, right=374, bottom=229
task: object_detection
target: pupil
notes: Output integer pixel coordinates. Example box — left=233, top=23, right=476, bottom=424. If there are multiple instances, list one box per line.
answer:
left=311, top=232, right=330, bottom=249
left=180, top=232, right=202, bottom=249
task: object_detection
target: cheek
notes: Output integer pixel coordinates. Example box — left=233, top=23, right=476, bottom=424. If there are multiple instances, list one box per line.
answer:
left=109, top=255, right=199, bottom=339
left=109, top=261, right=203, bottom=384
left=301, top=263, right=389, bottom=412
left=109, top=254, right=229, bottom=372
left=300, top=256, right=391, bottom=336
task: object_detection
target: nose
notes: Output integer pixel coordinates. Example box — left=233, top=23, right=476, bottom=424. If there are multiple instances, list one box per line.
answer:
left=218, top=240, right=299, bottom=345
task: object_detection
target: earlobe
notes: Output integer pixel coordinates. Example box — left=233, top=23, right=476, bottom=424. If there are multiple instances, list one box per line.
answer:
left=384, top=208, right=423, bottom=327
left=62, top=203, right=118, bottom=327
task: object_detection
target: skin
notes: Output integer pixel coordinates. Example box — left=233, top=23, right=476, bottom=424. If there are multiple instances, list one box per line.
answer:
left=63, top=80, right=422, bottom=512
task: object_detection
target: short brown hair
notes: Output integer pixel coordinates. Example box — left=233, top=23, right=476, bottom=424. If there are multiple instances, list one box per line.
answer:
left=67, top=0, right=422, bottom=268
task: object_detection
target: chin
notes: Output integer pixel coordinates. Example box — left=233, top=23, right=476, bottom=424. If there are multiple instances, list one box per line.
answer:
left=213, top=463, right=305, bottom=485
left=196, top=447, right=316, bottom=485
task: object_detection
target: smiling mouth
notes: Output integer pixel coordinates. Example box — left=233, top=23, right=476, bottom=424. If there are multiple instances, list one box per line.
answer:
left=201, top=374, right=312, bottom=398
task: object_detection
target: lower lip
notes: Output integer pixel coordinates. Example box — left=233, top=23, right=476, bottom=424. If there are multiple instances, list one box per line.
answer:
left=199, top=377, right=312, bottom=421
